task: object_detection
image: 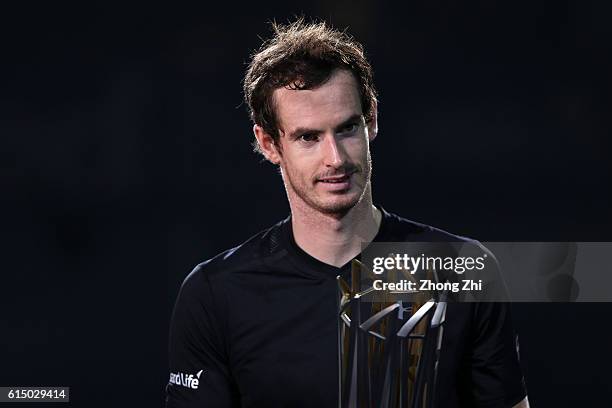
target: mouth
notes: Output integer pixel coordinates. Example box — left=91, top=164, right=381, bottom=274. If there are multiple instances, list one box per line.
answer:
left=316, top=170, right=357, bottom=192
left=318, top=171, right=355, bottom=184
left=319, top=174, right=351, bottom=184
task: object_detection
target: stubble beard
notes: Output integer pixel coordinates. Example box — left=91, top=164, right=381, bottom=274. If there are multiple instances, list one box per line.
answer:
left=282, top=151, right=373, bottom=217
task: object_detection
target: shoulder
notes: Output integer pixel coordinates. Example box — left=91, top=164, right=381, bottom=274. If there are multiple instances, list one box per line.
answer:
left=386, top=211, right=501, bottom=274
left=380, top=207, right=501, bottom=294
left=179, top=218, right=288, bottom=294
left=380, top=206, right=475, bottom=244
left=380, top=207, right=498, bottom=259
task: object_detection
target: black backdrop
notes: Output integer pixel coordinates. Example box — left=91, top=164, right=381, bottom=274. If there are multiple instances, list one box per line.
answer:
left=2, top=1, right=611, bottom=407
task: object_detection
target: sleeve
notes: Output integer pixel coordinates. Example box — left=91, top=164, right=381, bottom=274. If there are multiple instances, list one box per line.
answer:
left=166, top=265, right=240, bottom=408
left=463, top=302, right=527, bottom=408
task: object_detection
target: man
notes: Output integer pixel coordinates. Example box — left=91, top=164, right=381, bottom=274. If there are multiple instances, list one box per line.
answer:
left=166, top=19, right=529, bottom=407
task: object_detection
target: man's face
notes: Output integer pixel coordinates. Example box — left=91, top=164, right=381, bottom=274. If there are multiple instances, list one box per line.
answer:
left=269, top=69, right=376, bottom=215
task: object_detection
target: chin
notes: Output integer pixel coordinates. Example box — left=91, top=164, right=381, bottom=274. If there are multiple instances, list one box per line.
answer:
left=316, top=193, right=364, bottom=215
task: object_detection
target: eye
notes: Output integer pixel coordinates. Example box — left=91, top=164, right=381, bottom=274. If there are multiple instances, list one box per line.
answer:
left=338, top=123, right=359, bottom=135
left=299, top=133, right=319, bottom=143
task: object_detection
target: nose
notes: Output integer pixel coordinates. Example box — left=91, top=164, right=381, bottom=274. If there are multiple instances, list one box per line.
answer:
left=322, top=133, right=347, bottom=168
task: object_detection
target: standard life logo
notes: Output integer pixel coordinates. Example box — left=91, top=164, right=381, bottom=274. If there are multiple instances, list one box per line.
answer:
left=169, top=369, right=204, bottom=389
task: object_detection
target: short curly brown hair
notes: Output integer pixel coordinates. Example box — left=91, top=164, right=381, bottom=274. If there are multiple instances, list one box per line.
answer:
left=243, top=18, right=377, bottom=154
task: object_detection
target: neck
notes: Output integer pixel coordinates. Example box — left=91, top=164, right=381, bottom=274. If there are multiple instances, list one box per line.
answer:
left=289, top=186, right=382, bottom=267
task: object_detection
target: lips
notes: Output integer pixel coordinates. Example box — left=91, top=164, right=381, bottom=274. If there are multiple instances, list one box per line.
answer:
left=319, top=174, right=351, bottom=183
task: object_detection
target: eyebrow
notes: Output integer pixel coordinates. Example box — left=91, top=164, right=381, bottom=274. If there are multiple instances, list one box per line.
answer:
left=287, top=113, right=363, bottom=140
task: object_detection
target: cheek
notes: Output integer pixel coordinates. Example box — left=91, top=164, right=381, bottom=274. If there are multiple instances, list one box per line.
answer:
left=283, top=154, right=316, bottom=179
left=344, top=137, right=369, bottom=159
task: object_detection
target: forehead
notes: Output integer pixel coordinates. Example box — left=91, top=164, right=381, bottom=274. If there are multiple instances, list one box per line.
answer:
left=272, top=69, right=362, bottom=131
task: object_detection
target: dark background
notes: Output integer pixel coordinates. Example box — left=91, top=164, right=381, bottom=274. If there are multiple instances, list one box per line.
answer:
left=2, top=1, right=611, bottom=407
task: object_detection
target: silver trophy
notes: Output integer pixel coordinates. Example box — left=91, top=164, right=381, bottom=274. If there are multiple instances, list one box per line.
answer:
left=338, top=259, right=447, bottom=408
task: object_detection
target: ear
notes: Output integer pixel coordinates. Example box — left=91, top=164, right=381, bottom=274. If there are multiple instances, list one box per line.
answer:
left=253, top=124, right=281, bottom=164
left=367, top=100, right=378, bottom=142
